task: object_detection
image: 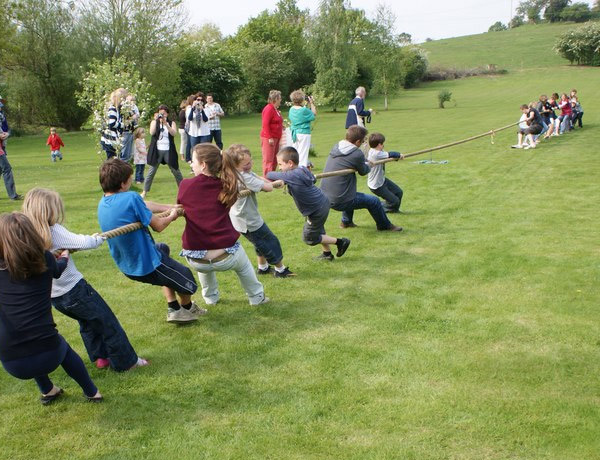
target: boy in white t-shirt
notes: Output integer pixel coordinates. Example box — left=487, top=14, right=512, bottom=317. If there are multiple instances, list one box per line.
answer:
left=366, top=133, right=404, bottom=213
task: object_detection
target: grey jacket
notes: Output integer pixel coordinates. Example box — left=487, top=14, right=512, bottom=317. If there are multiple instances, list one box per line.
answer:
left=320, top=140, right=370, bottom=208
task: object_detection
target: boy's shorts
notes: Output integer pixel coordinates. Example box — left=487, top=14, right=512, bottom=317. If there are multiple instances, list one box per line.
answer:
left=125, top=243, right=197, bottom=295
left=303, top=204, right=329, bottom=246
left=242, top=222, right=283, bottom=265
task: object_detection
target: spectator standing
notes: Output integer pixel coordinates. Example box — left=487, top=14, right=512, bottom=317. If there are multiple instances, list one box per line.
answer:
left=345, top=86, right=372, bottom=129
left=205, top=93, right=225, bottom=150
left=100, top=88, right=128, bottom=160
left=288, top=90, right=316, bottom=168
left=260, top=90, right=283, bottom=177
left=0, top=99, right=22, bottom=200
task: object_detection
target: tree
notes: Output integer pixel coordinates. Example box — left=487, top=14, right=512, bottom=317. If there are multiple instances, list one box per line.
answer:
left=554, top=21, right=600, bottom=64
left=398, top=47, right=428, bottom=88
left=560, top=2, right=592, bottom=21
left=516, top=0, right=547, bottom=23
left=488, top=21, right=508, bottom=32
left=308, top=0, right=357, bottom=111
left=510, top=15, right=525, bottom=27
left=545, top=0, right=571, bottom=22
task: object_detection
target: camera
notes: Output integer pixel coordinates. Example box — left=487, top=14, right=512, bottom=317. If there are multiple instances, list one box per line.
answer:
left=157, top=114, right=164, bottom=119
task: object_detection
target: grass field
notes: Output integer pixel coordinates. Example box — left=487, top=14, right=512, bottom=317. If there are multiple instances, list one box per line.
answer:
left=0, top=24, right=599, bottom=460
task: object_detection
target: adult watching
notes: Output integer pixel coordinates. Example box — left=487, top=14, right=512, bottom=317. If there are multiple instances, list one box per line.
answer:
left=320, top=125, right=402, bottom=232
left=345, top=86, right=372, bottom=129
left=288, top=90, right=316, bottom=168
left=0, top=99, right=22, bottom=200
left=186, top=93, right=210, bottom=150
left=100, top=88, right=128, bottom=159
left=178, top=98, right=190, bottom=163
left=141, top=105, right=183, bottom=199
left=205, top=93, right=225, bottom=150
left=260, top=90, right=283, bottom=177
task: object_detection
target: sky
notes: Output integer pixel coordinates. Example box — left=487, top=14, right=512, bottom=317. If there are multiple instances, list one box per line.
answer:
left=183, top=0, right=595, bottom=43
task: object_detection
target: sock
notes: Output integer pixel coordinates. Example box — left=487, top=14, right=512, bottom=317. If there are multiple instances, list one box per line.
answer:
left=168, top=300, right=180, bottom=311
left=274, top=265, right=286, bottom=273
left=258, top=263, right=269, bottom=271
left=181, top=302, right=192, bottom=310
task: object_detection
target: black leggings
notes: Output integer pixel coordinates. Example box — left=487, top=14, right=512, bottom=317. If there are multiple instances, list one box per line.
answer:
left=1, top=335, right=98, bottom=396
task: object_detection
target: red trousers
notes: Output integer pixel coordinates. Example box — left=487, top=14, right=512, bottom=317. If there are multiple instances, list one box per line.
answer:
left=261, top=137, right=280, bottom=177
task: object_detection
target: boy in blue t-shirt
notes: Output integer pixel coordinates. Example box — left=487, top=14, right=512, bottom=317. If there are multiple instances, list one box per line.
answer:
left=267, top=147, right=350, bottom=261
left=98, top=158, right=203, bottom=323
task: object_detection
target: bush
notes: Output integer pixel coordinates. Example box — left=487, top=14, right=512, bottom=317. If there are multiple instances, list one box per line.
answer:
left=509, top=15, right=525, bottom=28
left=438, top=89, right=452, bottom=108
left=555, top=22, right=600, bottom=65
left=560, top=2, right=592, bottom=22
left=488, top=21, right=508, bottom=32
left=398, top=47, right=428, bottom=88
left=423, top=65, right=508, bottom=81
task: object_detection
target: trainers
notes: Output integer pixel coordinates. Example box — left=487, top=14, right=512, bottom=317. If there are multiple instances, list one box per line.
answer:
left=274, top=267, right=296, bottom=278
left=252, top=295, right=270, bottom=306
left=166, top=307, right=198, bottom=323
left=339, top=221, right=357, bottom=229
left=335, top=238, right=351, bottom=257
left=257, top=266, right=273, bottom=275
left=511, top=144, right=523, bottom=149
left=10, top=194, right=23, bottom=201
left=315, top=252, right=334, bottom=261
left=96, top=358, right=110, bottom=369
left=186, top=301, right=208, bottom=317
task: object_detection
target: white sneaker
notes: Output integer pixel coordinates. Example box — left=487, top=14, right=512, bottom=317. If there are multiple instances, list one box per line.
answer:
left=166, top=307, right=198, bottom=323
left=511, top=144, right=523, bottom=149
left=186, top=301, right=208, bottom=318
left=252, top=295, right=270, bottom=306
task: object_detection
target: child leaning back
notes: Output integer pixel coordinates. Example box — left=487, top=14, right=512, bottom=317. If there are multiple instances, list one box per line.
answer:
left=225, top=144, right=295, bottom=278
left=267, top=146, right=350, bottom=261
left=366, top=132, right=404, bottom=214
left=97, top=158, right=204, bottom=324
left=23, top=188, right=147, bottom=371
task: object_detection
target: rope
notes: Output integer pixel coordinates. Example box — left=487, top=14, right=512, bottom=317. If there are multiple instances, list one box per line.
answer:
left=98, top=209, right=182, bottom=240
left=313, top=121, right=520, bottom=179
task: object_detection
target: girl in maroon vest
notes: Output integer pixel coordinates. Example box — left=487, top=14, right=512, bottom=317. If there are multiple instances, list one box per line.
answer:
left=177, top=144, right=269, bottom=306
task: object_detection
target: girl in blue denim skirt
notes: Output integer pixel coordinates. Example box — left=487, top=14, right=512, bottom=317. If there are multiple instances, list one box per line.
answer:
left=23, top=188, right=147, bottom=371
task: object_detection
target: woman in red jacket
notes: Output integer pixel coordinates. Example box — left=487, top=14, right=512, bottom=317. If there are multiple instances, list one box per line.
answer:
left=260, top=90, right=283, bottom=177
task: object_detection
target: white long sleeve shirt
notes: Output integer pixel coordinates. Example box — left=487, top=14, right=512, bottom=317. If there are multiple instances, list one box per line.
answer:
left=50, top=224, right=104, bottom=298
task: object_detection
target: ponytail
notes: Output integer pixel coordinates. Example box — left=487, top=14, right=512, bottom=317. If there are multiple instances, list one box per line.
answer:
left=193, top=144, right=241, bottom=207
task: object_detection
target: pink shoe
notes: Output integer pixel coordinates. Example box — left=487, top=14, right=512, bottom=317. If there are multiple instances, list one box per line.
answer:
left=96, top=358, right=110, bottom=369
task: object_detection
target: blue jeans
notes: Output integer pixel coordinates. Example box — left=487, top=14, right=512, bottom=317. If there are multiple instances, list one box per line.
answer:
left=135, top=164, right=145, bottom=183
left=242, top=222, right=283, bottom=265
left=1, top=335, right=98, bottom=396
left=0, top=153, right=18, bottom=199
left=369, top=178, right=403, bottom=212
left=52, top=279, right=138, bottom=371
left=120, top=132, right=134, bottom=162
left=334, top=192, right=393, bottom=230
left=100, top=140, right=116, bottom=159
left=209, top=129, right=223, bottom=149
left=185, top=132, right=192, bottom=162
left=189, top=135, right=211, bottom=151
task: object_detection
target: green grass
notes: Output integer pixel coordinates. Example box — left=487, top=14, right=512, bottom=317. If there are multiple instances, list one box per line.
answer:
left=0, top=31, right=599, bottom=459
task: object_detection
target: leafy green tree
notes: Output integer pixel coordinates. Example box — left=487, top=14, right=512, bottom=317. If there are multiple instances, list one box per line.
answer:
left=488, top=21, right=508, bottom=32
left=516, top=0, right=548, bottom=23
left=510, top=15, right=526, bottom=27
left=560, top=2, right=592, bottom=21
left=545, top=0, right=571, bottom=22
left=398, top=47, right=428, bottom=88
left=555, top=21, right=600, bottom=64
left=308, top=0, right=357, bottom=111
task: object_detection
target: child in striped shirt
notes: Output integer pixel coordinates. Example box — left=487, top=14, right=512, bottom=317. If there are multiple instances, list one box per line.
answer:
left=23, top=188, right=147, bottom=371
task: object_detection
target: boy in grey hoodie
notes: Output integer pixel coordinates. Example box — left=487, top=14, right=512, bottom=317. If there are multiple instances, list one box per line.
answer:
left=320, top=126, right=402, bottom=232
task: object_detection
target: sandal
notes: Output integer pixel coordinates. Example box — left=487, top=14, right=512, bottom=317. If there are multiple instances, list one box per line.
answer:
left=85, top=393, right=104, bottom=403
left=40, top=387, right=64, bottom=405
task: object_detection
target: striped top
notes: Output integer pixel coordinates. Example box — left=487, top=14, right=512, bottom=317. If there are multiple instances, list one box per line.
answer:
left=100, top=105, right=123, bottom=147
left=50, top=224, right=105, bottom=298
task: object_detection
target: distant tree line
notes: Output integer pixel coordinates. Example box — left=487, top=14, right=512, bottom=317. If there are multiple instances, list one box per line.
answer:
left=0, top=0, right=429, bottom=131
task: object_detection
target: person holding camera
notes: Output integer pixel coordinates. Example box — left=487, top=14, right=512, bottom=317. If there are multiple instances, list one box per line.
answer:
left=141, top=105, right=183, bottom=198
left=288, top=90, right=316, bottom=168
left=345, top=86, right=372, bottom=129
left=260, top=90, right=283, bottom=177
left=186, top=93, right=211, bottom=151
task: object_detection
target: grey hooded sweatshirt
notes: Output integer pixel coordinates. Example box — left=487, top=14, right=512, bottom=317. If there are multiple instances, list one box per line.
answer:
left=320, top=140, right=371, bottom=208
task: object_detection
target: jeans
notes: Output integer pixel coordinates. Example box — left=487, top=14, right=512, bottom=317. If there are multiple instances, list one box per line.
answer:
left=572, top=110, right=583, bottom=128
left=1, top=335, right=98, bottom=396
left=0, top=153, right=18, bottom=199
left=52, top=278, right=138, bottom=371
left=209, top=129, right=223, bottom=150
left=51, top=150, right=63, bottom=161
left=143, top=149, right=183, bottom=193
left=186, top=246, right=265, bottom=305
left=334, top=192, right=393, bottom=230
left=558, top=115, right=571, bottom=134
left=100, top=140, right=116, bottom=159
left=242, top=222, right=283, bottom=265
left=120, top=132, right=134, bottom=162
left=135, top=164, right=145, bottom=183
left=369, top=178, right=403, bottom=212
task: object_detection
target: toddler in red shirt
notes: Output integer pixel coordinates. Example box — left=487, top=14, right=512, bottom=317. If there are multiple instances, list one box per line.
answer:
left=46, top=127, right=64, bottom=162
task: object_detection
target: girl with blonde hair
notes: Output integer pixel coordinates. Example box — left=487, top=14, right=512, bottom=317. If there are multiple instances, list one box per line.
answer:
left=100, top=88, right=129, bottom=159
left=0, top=212, right=103, bottom=404
left=23, top=188, right=147, bottom=371
left=177, top=144, right=269, bottom=306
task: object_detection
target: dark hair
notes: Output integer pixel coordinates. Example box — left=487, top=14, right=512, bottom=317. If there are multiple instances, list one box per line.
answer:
left=193, top=144, right=241, bottom=207
left=206, top=93, right=214, bottom=98
left=552, top=93, right=559, bottom=100
left=0, top=212, right=48, bottom=281
left=99, top=158, right=133, bottom=193
left=520, top=104, right=528, bottom=110
left=158, top=104, right=170, bottom=114
left=368, top=133, right=385, bottom=148
left=277, top=146, right=299, bottom=165
left=346, top=125, right=368, bottom=144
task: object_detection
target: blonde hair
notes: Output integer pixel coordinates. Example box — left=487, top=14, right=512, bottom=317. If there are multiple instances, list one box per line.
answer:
left=223, top=144, right=251, bottom=167
left=133, top=127, right=145, bottom=139
left=109, top=88, right=129, bottom=107
left=290, top=90, right=305, bottom=105
left=193, top=144, right=241, bottom=208
left=268, top=90, right=282, bottom=103
left=50, top=127, right=57, bottom=133
left=22, top=188, right=65, bottom=249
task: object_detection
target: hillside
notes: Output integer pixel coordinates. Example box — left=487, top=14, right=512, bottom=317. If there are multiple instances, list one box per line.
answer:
left=421, top=22, right=587, bottom=70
